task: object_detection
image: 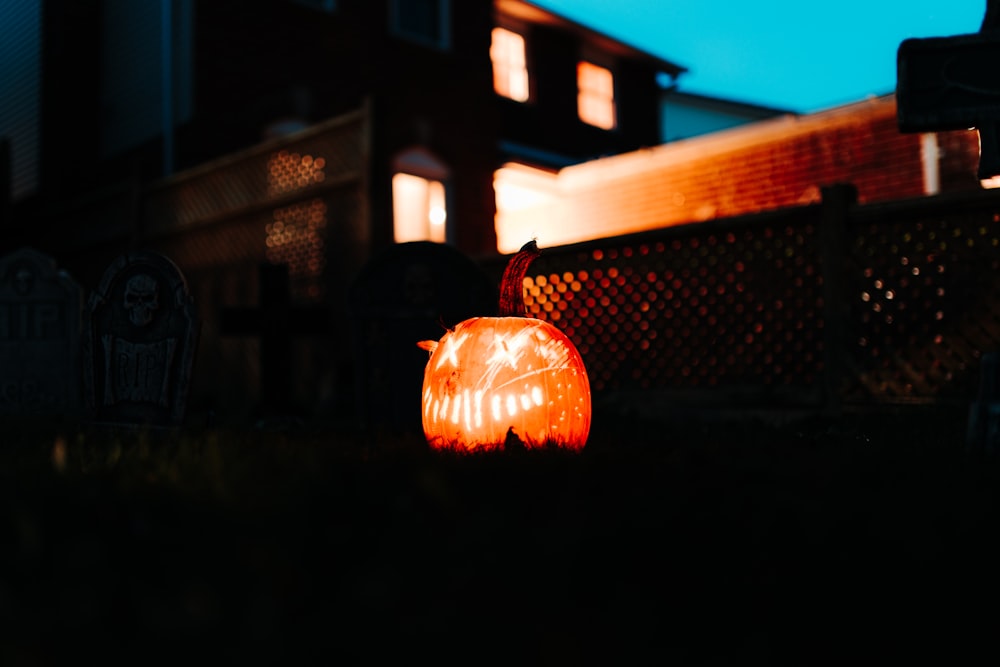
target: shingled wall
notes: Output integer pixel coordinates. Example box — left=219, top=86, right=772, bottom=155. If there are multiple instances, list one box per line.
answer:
left=497, top=95, right=985, bottom=252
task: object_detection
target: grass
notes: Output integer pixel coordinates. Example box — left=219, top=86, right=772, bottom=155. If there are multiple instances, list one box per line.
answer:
left=1, top=405, right=998, bottom=664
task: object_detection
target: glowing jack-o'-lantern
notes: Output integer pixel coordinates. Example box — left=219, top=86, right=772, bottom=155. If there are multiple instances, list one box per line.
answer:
left=419, top=241, right=591, bottom=452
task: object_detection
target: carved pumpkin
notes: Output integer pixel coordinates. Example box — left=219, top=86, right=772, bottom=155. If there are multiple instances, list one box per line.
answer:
left=419, top=241, right=591, bottom=452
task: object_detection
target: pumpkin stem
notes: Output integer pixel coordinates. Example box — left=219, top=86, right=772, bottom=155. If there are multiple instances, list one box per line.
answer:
left=498, top=240, right=541, bottom=317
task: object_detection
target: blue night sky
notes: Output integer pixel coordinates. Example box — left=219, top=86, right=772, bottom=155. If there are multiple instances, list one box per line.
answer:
left=532, top=0, right=986, bottom=113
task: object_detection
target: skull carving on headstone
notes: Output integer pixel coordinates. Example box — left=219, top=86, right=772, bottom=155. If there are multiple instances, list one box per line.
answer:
left=124, top=274, right=159, bottom=327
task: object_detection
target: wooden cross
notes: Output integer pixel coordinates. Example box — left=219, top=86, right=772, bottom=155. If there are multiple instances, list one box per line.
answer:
left=220, top=263, right=331, bottom=415
left=897, top=0, right=1000, bottom=179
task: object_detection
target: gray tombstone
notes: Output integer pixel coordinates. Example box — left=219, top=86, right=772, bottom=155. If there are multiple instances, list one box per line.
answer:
left=349, top=241, right=497, bottom=436
left=83, top=251, right=198, bottom=427
left=0, top=247, right=83, bottom=417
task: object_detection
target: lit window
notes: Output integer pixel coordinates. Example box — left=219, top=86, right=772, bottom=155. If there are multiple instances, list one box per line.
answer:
left=393, top=147, right=449, bottom=243
left=393, top=173, right=447, bottom=243
left=390, top=0, right=450, bottom=50
left=493, top=162, right=558, bottom=254
left=577, top=61, right=616, bottom=130
left=491, top=27, right=529, bottom=102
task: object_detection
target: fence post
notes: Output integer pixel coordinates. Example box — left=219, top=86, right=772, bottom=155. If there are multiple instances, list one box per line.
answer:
left=819, top=183, right=857, bottom=416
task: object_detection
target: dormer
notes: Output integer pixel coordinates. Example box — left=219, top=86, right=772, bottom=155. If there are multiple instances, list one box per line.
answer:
left=491, top=0, right=687, bottom=167
left=389, top=0, right=451, bottom=51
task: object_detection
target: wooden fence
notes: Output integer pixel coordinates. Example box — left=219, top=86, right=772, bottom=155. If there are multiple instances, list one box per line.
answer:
left=20, top=99, right=1000, bottom=421
left=480, top=185, right=1000, bottom=415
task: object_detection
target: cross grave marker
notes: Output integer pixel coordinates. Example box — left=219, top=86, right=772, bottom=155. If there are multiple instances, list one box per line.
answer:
left=897, top=0, right=1000, bottom=179
left=219, top=262, right=332, bottom=416
left=0, top=247, right=83, bottom=417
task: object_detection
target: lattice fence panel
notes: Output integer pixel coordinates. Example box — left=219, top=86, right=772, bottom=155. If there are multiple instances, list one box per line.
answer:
left=512, top=210, right=827, bottom=403
left=844, top=204, right=1000, bottom=403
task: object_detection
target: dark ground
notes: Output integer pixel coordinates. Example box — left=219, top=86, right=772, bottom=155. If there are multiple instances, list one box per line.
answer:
left=1, top=404, right=998, bottom=665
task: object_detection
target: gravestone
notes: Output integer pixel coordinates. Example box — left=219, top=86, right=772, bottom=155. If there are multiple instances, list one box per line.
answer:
left=220, top=262, right=332, bottom=419
left=82, top=251, right=198, bottom=427
left=897, top=0, right=1000, bottom=178
left=349, top=241, right=497, bottom=435
left=0, top=247, right=83, bottom=417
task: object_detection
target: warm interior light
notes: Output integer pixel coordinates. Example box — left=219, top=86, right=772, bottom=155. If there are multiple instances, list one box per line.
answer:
left=493, top=162, right=558, bottom=253
left=393, top=173, right=447, bottom=243
left=491, top=27, right=529, bottom=102
left=578, top=61, right=615, bottom=130
left=427, top=179, right=446, bottom=237
left=429, top=207, right=446, bottom=226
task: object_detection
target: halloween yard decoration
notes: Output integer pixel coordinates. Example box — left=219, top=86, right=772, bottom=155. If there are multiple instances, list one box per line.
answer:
left=0, top=248, right=83, bottom=418
left=419, top=241, right=591, bottom=452
left=350, top=241, right=497, bottom=436
left=83, top=251, right=198, bottom=427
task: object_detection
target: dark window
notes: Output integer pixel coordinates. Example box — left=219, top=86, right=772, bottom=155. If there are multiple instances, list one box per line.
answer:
left=291, top=0, right=337, bottom=12
left=390, top=0, right=449, bottom=50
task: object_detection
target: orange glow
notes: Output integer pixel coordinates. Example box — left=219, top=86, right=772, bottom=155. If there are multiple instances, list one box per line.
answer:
left=266, top=150, right=328, bottom=299
left=577, top=61, right=615, bottom=130
left=393, top=173, right=447, bottom=243
left=268, top=150, right=326, bottom=196
left=981, top=174, right=1000, bottom=189
left=497, top=96, right=956, bottom=255
left=491, top=27, right=529, bottom=102
left=493, top=162, right=559, bottom=253
left=421, top=317, right=591, bottom=451
left=51, top=436, right=67, bottom=473
left=265, top=198, right=328, bottom=299
left=420, top=241, right=591, bottom=452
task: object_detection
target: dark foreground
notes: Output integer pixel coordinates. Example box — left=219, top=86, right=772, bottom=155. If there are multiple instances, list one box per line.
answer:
left=1, top=405, right=998, bottom=665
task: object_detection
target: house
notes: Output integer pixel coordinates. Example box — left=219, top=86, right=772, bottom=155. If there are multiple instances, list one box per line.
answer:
left=5, top=2, right=988, bottom=424
left=0, top=0, right=687, bottom=421
left=2, top=0, right=685, bottom=261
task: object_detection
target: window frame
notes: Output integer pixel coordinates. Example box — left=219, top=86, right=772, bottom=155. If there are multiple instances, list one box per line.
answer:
left=490, top=25, right=530, bottom=103
left=290, top=0, right=337, bottom=12
left=391, top=147, right=452, bottom=244
left=577, top=59, right=617, bottom=130
left=389, top=0, right=451, bottom=51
